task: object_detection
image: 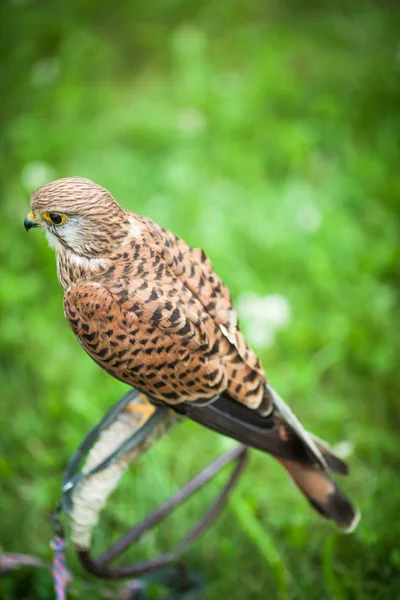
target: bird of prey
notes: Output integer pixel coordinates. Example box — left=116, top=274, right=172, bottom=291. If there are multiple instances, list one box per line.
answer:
left=24, top=177, right=359, bottom=532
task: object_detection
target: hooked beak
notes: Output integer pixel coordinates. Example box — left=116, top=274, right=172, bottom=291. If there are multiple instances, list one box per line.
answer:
left=24, top=211, right=40, bottom=231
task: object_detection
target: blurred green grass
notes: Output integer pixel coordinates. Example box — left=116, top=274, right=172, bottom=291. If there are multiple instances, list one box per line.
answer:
left=1, top=1, right=400, bottom=598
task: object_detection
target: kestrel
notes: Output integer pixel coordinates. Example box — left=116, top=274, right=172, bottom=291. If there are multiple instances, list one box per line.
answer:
left=25, top=177, right=359, bottom=531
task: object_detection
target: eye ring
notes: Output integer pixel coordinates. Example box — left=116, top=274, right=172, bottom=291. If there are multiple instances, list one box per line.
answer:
left=43, top=212, right=68, bottom=226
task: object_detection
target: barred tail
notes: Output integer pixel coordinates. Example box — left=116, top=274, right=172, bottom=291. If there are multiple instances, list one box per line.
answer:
left=277, top=457, right=360, bottom=532
left=176, top=386, right=360, bottom=532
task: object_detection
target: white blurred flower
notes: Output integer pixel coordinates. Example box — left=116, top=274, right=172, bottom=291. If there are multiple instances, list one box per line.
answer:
left=237, top=293, right=291, bottom=348
left=332, top=440, right=354, bottom=459
left=237, top=293, right=291, bottom=327
left=246, top=321, right=275, bottom=348
left=177, top=108, right=206, bottom=134
left=296, top=203, right=322, bottom=233
left=261, top=294, right=291, bottom=328
left=21, top=161, right=54, bottom=191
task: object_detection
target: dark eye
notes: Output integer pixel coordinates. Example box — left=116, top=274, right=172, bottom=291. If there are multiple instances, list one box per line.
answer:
left=49, top=213, right=63, bottom=225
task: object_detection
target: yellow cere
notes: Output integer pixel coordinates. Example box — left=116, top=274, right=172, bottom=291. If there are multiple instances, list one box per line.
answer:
left=42, top=212, right=68, bottom=226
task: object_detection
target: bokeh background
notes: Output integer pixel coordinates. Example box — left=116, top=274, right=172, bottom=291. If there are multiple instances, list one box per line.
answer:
left=1, top=1, right=399, bottom=598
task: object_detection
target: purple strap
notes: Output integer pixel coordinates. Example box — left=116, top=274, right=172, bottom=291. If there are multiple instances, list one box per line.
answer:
left=0, top=552, right=43, bottom=572
left=50, top=536, right=71, bottom=600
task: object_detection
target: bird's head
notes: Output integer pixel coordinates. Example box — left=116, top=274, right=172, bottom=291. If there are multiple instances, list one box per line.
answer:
left=24, top=177, right=130, bottom=258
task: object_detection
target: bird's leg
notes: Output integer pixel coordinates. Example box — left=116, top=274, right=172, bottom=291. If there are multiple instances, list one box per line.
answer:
left=77, top=405, right=169, bottom=479
left=55, top=386, right=248, bottom=583
left=61, top=388, right=171, bottom=514
left=124, top=397, right=158, bottom=426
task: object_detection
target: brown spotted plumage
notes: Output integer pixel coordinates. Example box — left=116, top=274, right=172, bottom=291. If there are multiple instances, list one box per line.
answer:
left=25, top=177, right=359, bottom=531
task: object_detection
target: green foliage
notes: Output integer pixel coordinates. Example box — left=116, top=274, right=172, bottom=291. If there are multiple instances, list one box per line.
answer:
left=1, top=1, right=399, bottom=598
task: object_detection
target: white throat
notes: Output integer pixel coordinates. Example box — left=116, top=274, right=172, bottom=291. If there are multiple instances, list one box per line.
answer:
left=45, top=229, right=64, bottom=251
left=46, top=230, right=107, bottom=269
